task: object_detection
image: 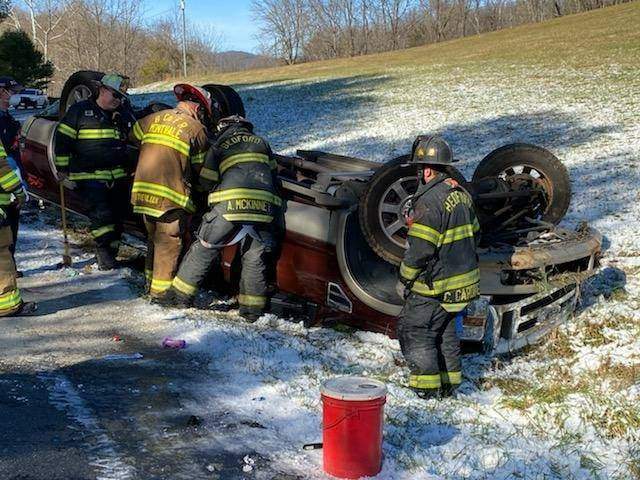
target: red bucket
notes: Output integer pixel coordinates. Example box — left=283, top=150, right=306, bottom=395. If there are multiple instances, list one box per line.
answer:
left=321, top=376, right=387, bottom=479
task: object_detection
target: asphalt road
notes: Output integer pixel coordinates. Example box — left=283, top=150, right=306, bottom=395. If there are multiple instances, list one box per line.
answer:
left=0, top=343, right=264, bottom=480
left=1, top=110, right=308, bottom=480
left=0, top=219, right=301, bottom=480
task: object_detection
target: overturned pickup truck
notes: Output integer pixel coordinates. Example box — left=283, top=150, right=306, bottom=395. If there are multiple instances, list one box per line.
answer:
left=19, top=71, right=601, bottom=353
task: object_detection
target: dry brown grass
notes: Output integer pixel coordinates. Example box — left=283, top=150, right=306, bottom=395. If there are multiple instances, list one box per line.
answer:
left=543, top=329, right=576, bottom=359
left=588, top=401, right=640, bottom=439
left=594, top=358, right=640, bottom=391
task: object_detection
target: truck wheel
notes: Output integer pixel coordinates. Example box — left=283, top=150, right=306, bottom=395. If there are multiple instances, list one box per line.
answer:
left=201, top=84, right=245, bottom=118
left=358, top=155, right=469, bottom=265
left=472, top=144, right=571, bottom=225
left=59, top=70, right=103, bottom=115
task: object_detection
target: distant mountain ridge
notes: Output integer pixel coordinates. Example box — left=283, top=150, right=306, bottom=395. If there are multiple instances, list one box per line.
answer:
left=214, top=50, right=278, bottom=72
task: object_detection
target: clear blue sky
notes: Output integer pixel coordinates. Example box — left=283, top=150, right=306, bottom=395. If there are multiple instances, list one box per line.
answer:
left=143, top=0, right=259, bottom=53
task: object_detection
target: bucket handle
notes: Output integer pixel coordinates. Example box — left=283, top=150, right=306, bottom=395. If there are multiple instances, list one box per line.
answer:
left=323, top=405, right=381, bottom=431
left=324, top=409, right=360, bottom=431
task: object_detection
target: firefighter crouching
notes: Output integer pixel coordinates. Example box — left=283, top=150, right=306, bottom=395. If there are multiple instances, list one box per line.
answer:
left=54, top=73, right=132, bottom=270
left=397, top=136, right=480, bottom=399
left=129, top=84, right=210, bottom=300
left=160, top=115, right=282, bottom=322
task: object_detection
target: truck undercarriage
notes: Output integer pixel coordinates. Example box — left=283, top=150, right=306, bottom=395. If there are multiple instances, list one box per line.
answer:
left=18, top=71, right=602, bottom=353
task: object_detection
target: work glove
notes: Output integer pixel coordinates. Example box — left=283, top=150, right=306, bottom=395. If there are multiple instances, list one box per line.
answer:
left=14, top=189, right=26, bottom=208
left=396, top=279, right=410, bottom=300
left=61, top=179, right=77, bottom=190
left=0, top=207, right=7, bottom=227
left=57, top=172, right=77, bottom=190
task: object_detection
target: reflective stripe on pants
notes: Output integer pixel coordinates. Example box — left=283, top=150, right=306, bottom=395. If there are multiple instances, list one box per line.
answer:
left=0, top=224, right=22, bottom=316
left=144, top=212, right=188, bottom=298
left=397, top=294, right=461, bottom=392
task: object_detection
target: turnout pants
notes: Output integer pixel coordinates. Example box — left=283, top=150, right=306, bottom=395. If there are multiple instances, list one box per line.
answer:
left=172, top=208, right=275, bottom=316
left=6, top=203, right=19, bottom=259
left=76, top=179, right=130, bottom=254
left=0, top=222, right=22, bottom=316
left=144, top=210, right=189, bottom=298
left=397, top=294, right=462, bottom=393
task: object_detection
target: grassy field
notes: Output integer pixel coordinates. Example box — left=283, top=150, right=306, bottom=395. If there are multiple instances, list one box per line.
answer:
left=123, top=4, right=640, bottom=478
left=141, top=2, right=640, bottom=89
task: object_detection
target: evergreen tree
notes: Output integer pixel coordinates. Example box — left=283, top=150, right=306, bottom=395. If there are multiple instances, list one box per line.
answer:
left=0, top=30, right=54, bottom=89
left=0, top=1, right=10, bottom=22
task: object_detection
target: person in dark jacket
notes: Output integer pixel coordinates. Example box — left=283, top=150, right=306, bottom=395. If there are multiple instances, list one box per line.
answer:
left=0, top=76, right=35, bottom=315
left=397, top=136, right=480, bottom=399
left=159, top=115, right=282, bottom=322
left=0, top=77, right=27, bottom=265
left=53, top=73, right=132, bottom=270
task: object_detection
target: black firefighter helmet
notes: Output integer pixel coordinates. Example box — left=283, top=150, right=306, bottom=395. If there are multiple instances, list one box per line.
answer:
left=403, top=135, right=457, bottom=167
left=217, top=114, right=254, bottom=133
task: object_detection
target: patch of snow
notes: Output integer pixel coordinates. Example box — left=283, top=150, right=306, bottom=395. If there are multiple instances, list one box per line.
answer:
left=12, top=60, right=640, bottom=478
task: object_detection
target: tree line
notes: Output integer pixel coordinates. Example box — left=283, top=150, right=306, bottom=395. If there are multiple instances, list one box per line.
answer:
left=251, top=0, right=632, bottom=64
left=1, top=0, right=227, bottom=93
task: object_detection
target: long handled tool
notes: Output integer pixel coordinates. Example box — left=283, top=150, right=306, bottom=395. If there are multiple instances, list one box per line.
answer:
left=58, top=182, right=72, bottom=267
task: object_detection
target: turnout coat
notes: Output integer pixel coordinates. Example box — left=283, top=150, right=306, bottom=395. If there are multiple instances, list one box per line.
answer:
left=129, top=107, right=209, bottom=218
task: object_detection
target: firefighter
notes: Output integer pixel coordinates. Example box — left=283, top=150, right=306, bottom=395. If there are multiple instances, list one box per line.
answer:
left=53, top=73, right=132, bottom=270
left=0, top=77, right=26, bottom=266
left=0, top=127, right=35, bottom=316
left=129, top=84, right=210, bottom=300
left=397, top=136, right=480, bottom=399
left=161, top=114, right=282, bottom=322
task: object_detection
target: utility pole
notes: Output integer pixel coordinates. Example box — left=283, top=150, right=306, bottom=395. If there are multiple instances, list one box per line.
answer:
left=180, top=0, right=187, bottom=77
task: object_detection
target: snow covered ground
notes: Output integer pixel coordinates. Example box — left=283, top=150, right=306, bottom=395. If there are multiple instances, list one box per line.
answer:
left=9, top=64, right=640, bottom=479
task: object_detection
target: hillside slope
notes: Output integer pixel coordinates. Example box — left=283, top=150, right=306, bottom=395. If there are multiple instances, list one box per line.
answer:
left=123, top=2, right=640, bottom=477
left=137, top=1, right=639, bottom=89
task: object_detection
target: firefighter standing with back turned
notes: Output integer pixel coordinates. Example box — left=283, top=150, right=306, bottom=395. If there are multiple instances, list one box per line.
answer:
left=397, top=136, right=480, bottom=399
left=128, top=84, right=210, bottom=301
left=54, top=73, right=132, bottom=270
left=160, top=114, right=282, bottom=322
left=0, top=77, right=27, bottom=267
left=0, top=76, right=35, bottom=316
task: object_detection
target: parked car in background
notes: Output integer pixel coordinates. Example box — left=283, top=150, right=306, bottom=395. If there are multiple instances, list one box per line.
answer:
left=10, top=88, right=48, bottom=109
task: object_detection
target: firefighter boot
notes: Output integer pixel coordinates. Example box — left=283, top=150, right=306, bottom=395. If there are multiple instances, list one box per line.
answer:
left=239, top=309, right=262, bottom=323
left=12, top=301, right=38, bottom=316
left=411, top=387, right=441, bottom=400
left=152, top=288, right=193, bottom=308
left=440, top=383, right=460, bottom=398
left=96, top=246, right=117, bottom=270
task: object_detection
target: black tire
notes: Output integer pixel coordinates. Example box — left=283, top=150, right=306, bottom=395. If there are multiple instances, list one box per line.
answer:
left=358, top=155, right=469, bottom=266
left=201, top=84, right=245, bottom=118
left=59, top=70, right=103, bottom=116
left=472, top=143, right=571, bottom=225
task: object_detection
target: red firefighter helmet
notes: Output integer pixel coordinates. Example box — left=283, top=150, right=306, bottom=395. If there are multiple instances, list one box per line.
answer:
left=173, top=83, right=213, bottom=126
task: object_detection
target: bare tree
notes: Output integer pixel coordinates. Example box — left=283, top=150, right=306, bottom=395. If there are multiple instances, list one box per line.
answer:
left=252, top=0, right=309, bottom=64
left=116, top=0, right=143, bottom=77
left=10, top=0, right=72, bottom=62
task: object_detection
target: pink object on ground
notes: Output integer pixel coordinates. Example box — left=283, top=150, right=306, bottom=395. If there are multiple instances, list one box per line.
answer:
left=162, top=337, right=187, bottom=349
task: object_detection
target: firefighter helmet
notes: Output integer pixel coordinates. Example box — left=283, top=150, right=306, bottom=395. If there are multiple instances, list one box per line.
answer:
left=173, top=83, right=213, bottom=126
left=99, top=73, right=130, bottom=99
left=217, top=114, right=254, bottom=133
left=403, top=135, right=457, bottom=167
